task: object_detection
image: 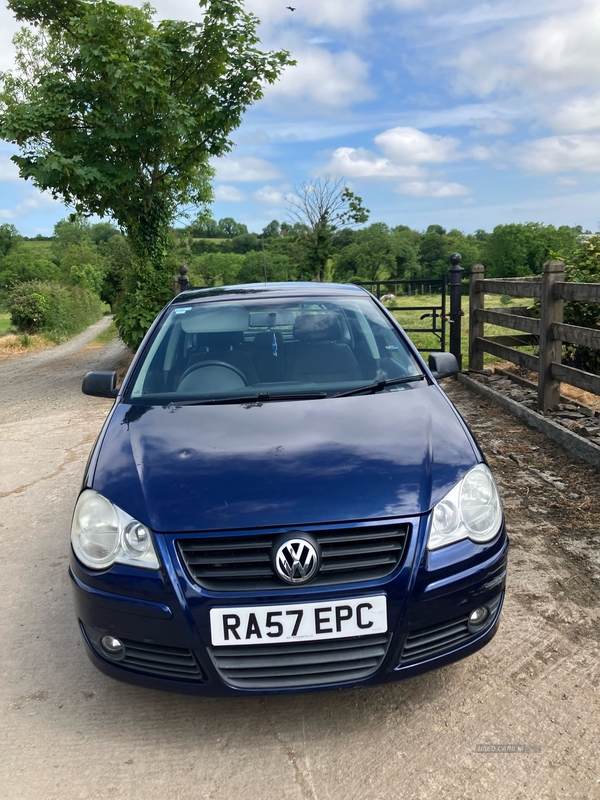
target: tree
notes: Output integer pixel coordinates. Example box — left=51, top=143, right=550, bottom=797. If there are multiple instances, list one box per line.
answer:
left=483, top=223, right=580, bottom=278
left=237, top=251, right=296, bottom=283
left=230, top=233, right=260, bottom=254
left=0, top=0, right=293, bottom=348
left=193, top=252, right=245, bottom=287
left=90, top=221, right=119, bottom=244
left=562, top=235, right=600, bottom=375
left=189, top=216, right=221, bottom=239
left=287, top=177, right=370, bottom=281
left=217, top=218, right=248, bottom=238
left=419, top=227, right=448, bottom=279
left=100, top=233, right=132, bottom=310
left=0, top=223, right=21, bottom=258
left=261, top=220, right=281, bottom=239
left=0, top=249, right=61, bottom=290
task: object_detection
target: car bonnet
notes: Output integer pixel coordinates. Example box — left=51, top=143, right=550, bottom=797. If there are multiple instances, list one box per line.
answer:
left=90, top=385, right=479, bottom=532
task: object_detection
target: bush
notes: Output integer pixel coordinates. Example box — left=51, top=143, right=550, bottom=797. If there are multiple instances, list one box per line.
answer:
left=562, top=237, right=600, bottom=375
left=69, top=262, right=105, bottom=294
left=9, top=281, right=104, bottom=340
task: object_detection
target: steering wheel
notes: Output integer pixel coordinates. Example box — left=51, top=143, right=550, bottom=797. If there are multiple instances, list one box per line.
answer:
left=178, top=360, right=248, bottom=387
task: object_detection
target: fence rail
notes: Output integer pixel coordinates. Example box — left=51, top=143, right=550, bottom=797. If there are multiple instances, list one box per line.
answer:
left=469, top=261, right=600, bottom=411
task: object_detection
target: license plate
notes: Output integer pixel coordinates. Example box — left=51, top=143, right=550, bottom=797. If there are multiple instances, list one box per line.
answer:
left=210, top=595, right=387, bottom=647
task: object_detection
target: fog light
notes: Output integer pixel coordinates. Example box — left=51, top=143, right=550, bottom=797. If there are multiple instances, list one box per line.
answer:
left=469, top=607, right=489, bottom=627
left=101, top=635, right=124, bottom=655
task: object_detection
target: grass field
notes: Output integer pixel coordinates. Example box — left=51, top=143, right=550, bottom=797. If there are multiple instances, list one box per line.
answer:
left=385, top=293, right=536, bottom=365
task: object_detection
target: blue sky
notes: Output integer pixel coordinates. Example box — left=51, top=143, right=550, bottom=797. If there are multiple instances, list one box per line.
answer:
left=1, top=0, right=600, bottom=236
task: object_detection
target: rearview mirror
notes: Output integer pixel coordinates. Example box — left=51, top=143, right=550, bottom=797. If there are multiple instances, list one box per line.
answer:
left=428, top=353, right=460, bottom=380
left=82, top=371, right=118, bottom=398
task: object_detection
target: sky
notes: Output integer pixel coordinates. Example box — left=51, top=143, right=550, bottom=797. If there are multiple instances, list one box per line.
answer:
left=1, top=0, right=600, bottom=236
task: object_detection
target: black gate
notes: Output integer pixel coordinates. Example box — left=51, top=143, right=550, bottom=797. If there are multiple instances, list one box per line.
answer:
left=354, top=278, right=448, bottom=353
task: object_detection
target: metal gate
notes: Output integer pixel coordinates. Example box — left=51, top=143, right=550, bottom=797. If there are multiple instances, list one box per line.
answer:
left=355, top=278, right=448, bottom=353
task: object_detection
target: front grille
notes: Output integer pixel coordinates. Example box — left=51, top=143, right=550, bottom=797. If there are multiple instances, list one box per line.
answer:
left=177, top=524, right=410, bottom=592
left=208, top=633, right=391, bottom=689
left=82, top=625, right=204, bottom=681
left=399, top=594, right=503, bottom=666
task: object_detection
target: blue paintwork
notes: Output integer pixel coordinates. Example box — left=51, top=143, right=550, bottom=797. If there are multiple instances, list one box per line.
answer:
left=71, top=282, right=509, bottom=695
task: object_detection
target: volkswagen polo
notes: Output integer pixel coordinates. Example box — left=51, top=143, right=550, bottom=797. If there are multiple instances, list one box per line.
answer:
left=70, top=282, right=508, bottom=695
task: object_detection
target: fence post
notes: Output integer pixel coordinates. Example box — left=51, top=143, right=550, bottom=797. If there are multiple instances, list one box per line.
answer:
left=469, top=263, right=485, bottom=371
left=449, top=252, right=464, bottom=369
left=538, top=259, right=565, bottom=413
left=174, top=265, right=190, bottom=297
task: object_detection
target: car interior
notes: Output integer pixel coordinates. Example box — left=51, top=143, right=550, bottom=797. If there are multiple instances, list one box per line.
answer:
left=129, top=299, right=422, bottom=400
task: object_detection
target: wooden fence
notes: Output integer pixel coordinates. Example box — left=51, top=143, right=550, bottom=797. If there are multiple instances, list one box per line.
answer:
left=469, top=260, right=600, bottom=412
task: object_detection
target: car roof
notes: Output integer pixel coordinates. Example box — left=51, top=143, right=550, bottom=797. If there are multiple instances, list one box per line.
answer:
left=171, top=282, right=370, bottom=305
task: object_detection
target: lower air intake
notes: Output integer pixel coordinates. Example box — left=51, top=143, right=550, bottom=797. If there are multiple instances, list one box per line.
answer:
left=208, top=633, right=392, bottom=689
left=82, top=624, right=204, bottom=681
left=399, top=594, right=503, bottom=666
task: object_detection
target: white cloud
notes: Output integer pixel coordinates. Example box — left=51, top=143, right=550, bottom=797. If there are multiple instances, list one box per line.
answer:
left=214, top=185, right=246, bottom=202
left=247, top=0, right=371, bottom=33
left=0, top=12, right=21, bottom=72
left=517, top=134, right=600, bottom=173
left=524, top=4, right=600, bottom=93
left=253, top=185, right=296, bottom=206
left=212, top=156, right=283, bottom=183
left=472, top=118, right=515, bottom=136
left=468, top=142, right=510, bottom=164
left=0, top=192, right=62, bottom=220
left=556, top=176, right=580, bottom=186
left=322, top=126, right=473, bottom=197
left=450, top=2, right=600, bottom=97
left=323, top=147, right=424, bottom=180
left=551, top=95, right=600, bottom=132
left=470, top=145, right=494, bottom=161
left=375, top=127, right=461, bottom=164
left=398, top=181, right=470, bottom=198
left=263, top=47, right=372, bottom=108
left=0, top=155, right=21, bottom=182
left=246, top=0, right=429, bottom=34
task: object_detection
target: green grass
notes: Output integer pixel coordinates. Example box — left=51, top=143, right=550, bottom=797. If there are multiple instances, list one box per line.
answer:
left=385, top=293, right=536, bottom=365
left=0, top=311, right=12, bottom=337
left=15, top=240, right=54, bottom=259
left=90, top=320, right=117, bottom=346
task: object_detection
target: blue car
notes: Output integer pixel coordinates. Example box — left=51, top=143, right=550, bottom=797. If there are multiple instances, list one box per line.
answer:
left=71, top=282, right=507, bottom=695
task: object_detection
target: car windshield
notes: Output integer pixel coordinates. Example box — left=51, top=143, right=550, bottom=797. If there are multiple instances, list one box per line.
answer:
left=125, top=294, right=425, bottom=405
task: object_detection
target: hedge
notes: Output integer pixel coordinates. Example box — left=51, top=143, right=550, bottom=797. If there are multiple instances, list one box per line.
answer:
left=9, top=281, right=104, bottom=341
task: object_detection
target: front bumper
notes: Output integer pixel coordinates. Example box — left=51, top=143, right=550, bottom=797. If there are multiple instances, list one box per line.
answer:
left=70, top=516, right=508, bottom=696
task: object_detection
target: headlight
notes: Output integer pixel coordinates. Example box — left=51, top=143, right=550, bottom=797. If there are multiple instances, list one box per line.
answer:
left=71, top=490, right=159, bottom=570
left=428, top=464, right=502, bottom=551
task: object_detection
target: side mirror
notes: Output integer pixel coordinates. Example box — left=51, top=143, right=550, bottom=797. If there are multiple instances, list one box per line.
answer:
left=429, top=353, right=460, bottom=380
left=82, top=371, right=118, bottom=398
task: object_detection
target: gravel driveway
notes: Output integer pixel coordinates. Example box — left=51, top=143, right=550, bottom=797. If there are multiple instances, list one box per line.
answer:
left=1, top=329, right=599, bottom=800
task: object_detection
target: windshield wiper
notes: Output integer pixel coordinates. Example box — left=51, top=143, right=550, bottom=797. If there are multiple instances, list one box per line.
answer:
left=334, top=374, right=427, bottom=398
left=176, top=392, right=328, bottom=406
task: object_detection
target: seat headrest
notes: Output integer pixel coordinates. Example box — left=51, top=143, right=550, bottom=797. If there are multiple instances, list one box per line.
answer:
left=293, top=313, right=343, bottom=343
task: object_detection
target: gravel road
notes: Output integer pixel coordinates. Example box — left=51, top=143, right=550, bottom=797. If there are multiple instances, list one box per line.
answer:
left=1, top=330, right=599, bottom=800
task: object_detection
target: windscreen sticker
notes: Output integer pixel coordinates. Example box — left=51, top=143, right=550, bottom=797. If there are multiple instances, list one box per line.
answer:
left=385, top=345, right=399, bottom=350
left=174, top=307, right=193, bottom=314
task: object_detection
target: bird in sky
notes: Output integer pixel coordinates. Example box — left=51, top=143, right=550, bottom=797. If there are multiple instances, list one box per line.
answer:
left=287, top=6, right=296, bottom=10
